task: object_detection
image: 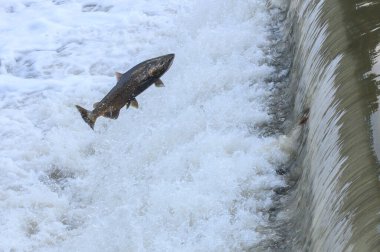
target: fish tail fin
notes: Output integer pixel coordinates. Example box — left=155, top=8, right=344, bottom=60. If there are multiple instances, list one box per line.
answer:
left=75, top=105, right=96, bottom=130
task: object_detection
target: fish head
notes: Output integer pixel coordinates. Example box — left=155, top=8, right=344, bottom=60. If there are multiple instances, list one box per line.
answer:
left=146, top=53, right=175, bottom=78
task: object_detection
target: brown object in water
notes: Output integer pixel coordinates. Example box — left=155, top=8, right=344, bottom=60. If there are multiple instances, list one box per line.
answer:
left=299, top=108, right=310, bottom=125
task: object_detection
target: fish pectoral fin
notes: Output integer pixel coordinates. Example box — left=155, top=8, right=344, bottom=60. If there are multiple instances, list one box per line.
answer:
left=93, top=102, right=100, bottom=109
left=130, top=98, right=139, bottom=109
left=103, top=109, right=120, bottom=119
left=115, top=72, right=122, bottom=81
left=155, top=79, right=165, bottom=87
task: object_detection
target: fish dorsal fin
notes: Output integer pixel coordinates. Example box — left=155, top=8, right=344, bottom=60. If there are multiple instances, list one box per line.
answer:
left=115, top=72, right=122, bottom=81
left=130, top=98, right=139, bottom=109
left=155, top=79, right=165, bottom=87
left=93, top=102, right=100, bottom=108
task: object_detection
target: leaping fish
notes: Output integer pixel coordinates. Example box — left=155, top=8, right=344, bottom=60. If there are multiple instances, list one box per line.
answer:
left=76, top=54, right=175, bottom=129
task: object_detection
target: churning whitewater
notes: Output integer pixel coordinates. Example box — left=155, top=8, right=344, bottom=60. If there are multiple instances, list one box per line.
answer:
left=0, top=1, right=290, bottom=251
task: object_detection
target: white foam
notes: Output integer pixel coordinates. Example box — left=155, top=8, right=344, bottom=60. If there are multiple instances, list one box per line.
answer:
left=0, top=1, right=289, bottom=251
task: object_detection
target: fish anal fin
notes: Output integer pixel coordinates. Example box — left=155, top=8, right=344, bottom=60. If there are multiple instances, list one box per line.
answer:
left=103, top=109, right=120, bottom=119
left=115, top=72, right=122, bottom=81
left=155, top=79, right=165, bottom=87
left=130, top=98, right=139, bottom=109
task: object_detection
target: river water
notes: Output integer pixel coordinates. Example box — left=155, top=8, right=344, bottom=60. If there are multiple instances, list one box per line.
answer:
left=0, top=0, right=379, bottom=251
left=0, top=1, right=289, bottom=251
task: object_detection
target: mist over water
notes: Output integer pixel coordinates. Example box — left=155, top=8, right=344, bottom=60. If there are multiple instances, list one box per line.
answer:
left=0, top=1, right=290, bottom=251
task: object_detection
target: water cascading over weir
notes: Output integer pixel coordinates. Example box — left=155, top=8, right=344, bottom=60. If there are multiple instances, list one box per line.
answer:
left=271, top=0, right=380, bottom=251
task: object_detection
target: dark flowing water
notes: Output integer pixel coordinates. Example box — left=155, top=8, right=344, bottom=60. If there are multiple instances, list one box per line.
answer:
left=266, top=0, right=380, bottom=251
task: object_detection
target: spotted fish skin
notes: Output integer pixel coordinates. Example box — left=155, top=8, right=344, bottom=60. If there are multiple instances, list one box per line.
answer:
left=75, top=54, right=175, bottom=129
